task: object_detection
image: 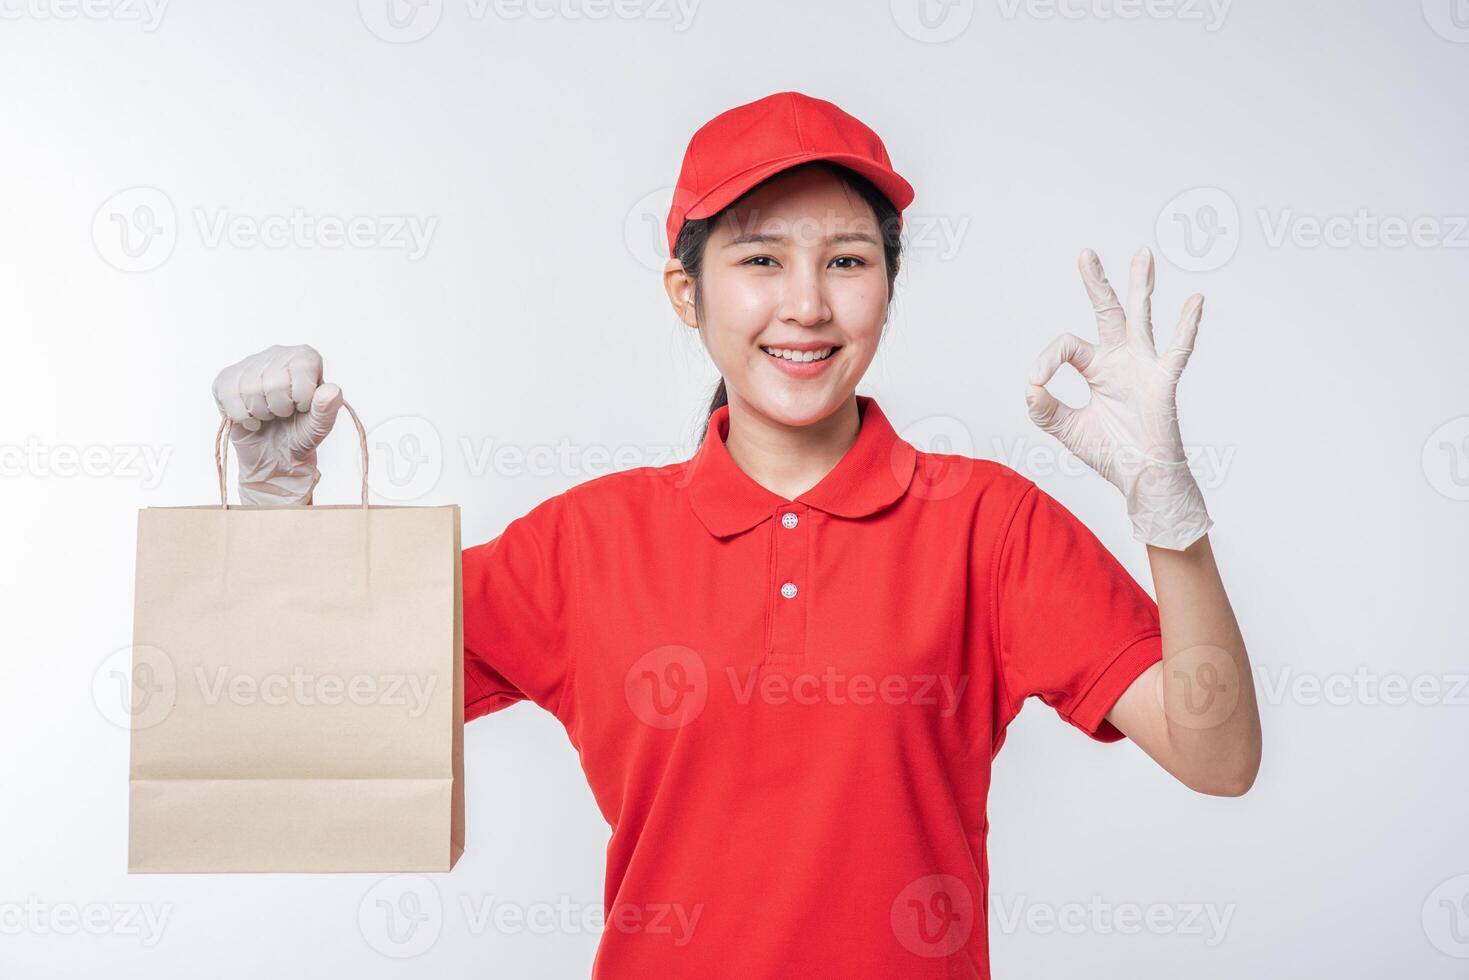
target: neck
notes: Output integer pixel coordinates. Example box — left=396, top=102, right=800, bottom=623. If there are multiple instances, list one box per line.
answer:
left=721, top=394, right=863, bottom=501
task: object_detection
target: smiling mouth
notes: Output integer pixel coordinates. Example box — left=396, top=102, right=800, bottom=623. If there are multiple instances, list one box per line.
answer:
left=760, top=345, right=840, bottom=363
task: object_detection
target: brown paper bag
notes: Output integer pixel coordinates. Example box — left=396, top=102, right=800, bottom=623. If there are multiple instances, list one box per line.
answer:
left=128, top=402, right=464, bottom=872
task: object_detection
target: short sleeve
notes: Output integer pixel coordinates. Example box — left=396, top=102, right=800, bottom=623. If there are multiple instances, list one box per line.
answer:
left=462, top=492, right=578, bottom=724
left=993, top=482, right=1163, bottom=742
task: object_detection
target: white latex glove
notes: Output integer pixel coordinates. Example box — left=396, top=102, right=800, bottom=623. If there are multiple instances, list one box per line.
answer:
left=210, top=344, right=343, bottom=506
left=1024, top=247, right=1214, bottom=551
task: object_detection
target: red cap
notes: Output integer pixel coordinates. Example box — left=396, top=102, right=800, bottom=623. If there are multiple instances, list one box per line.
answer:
left=665, top=91, right=915, bottom=258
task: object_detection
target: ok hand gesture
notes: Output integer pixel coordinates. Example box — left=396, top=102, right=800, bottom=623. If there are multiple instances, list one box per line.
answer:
left=1024, top=247, right=1214, bottom=551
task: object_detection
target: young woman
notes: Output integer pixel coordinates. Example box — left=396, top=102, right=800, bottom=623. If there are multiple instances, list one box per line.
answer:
left=211, top=91, right=1261, bottom=979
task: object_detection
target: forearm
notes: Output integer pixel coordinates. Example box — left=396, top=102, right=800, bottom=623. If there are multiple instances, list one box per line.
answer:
left=1146, top=533, right=1262, bottom=795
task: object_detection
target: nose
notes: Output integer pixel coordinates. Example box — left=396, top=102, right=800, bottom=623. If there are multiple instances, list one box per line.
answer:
left=777, top=260, right=832, bottom=328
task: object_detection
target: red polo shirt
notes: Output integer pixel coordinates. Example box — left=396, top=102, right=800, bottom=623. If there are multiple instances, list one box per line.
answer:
left=462, top=394, right=1164, bottom=978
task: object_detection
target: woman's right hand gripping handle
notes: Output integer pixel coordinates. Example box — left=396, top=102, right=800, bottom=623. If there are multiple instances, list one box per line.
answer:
left=211, top=344, right=344, bottom=506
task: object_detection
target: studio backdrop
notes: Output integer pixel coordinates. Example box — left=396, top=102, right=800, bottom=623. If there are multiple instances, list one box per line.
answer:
left=1, top=2, right=1465, bottom=978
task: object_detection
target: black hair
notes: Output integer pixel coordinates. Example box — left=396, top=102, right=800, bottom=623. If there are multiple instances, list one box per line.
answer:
left=673, top=160, right=905, bottom=447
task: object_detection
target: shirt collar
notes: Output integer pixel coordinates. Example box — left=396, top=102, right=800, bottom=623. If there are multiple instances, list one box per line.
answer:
left=685, top=394, right=918, bottom=538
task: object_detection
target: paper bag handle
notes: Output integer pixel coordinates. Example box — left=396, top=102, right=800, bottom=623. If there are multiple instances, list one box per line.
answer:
left=214, top=399, right=370, bottom=509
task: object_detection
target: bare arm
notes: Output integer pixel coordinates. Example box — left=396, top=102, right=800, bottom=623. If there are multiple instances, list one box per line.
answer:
left=1106, top=533, right=1262, bottom=796
left=1025, top=247, right=1261, bottom=796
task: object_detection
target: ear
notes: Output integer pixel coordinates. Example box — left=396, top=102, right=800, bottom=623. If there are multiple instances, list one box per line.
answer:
left=663, top=259, right=700, bottom=330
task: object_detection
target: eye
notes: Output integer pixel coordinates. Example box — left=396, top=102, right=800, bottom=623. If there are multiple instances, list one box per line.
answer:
left=742, top=255, right=778, bottom=268
left=832, top=255, right=867, bottom=269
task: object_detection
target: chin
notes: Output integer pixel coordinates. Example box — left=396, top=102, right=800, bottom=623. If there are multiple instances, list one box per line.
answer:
left=749, top=387, right=849, bottom=428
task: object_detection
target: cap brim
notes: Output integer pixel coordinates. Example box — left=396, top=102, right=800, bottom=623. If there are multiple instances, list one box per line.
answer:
left=684, top=151, right=914, bottom=223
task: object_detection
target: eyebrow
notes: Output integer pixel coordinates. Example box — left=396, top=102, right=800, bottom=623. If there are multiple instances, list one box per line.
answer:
left=722, top=231, right=882, bottom=248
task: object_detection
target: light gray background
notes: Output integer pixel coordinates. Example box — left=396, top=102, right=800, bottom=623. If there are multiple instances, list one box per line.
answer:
left=2, top=1, right=1466, bottom=977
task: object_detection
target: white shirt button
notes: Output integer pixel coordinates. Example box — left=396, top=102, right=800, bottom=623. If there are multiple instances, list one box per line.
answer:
left=781, top=512, right=799, bottom=529
left=780, top=582, right=798, bottom=599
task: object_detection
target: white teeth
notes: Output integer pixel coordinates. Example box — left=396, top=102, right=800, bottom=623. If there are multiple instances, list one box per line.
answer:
left=761, top=346, right=835, bottom=363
